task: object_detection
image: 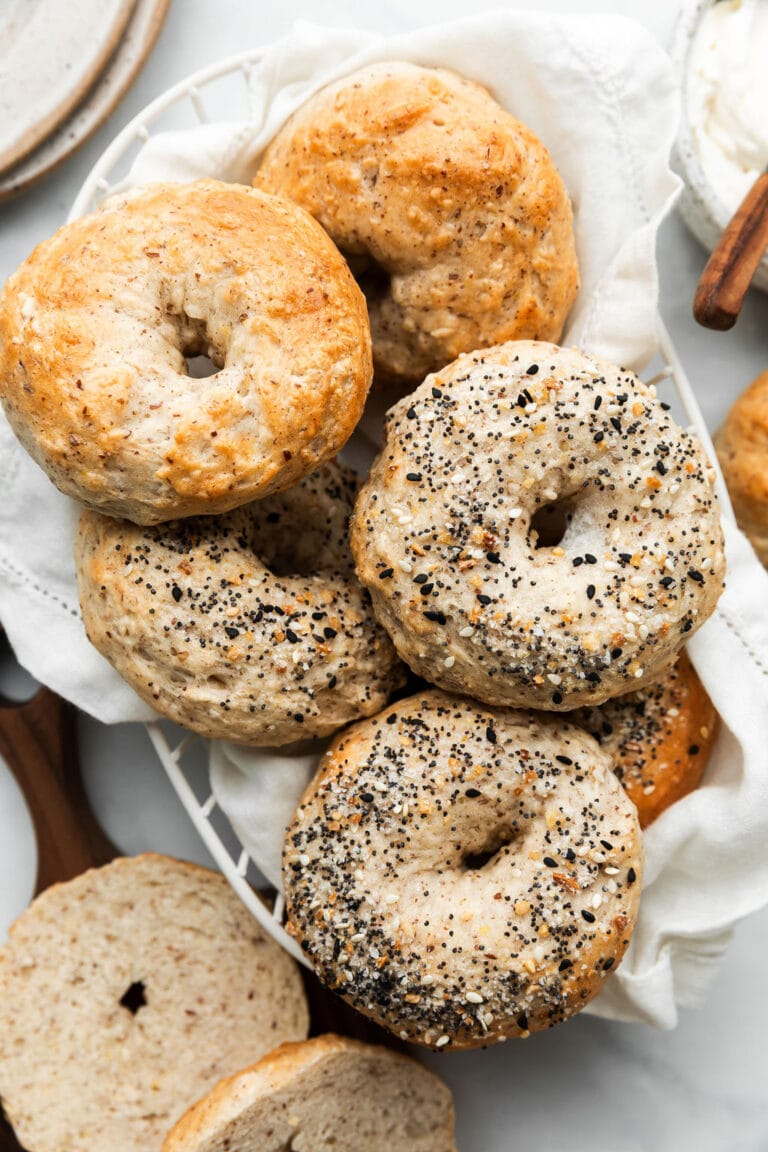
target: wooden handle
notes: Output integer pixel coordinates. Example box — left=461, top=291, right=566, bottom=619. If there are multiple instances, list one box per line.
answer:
left=694, top=171, right=768, bottom=330
left=0, top=1109, right=23, bottom=1151
left=0, top=687, right=115, bottom=895
left=0, top=684, right=116, bottom=1150
left=302, top=968, right=405, bottom=1051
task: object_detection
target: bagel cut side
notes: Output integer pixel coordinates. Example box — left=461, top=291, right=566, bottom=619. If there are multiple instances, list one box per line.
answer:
left=163, top=1035, right=456, bottom=1152
left=0, top=855, right=309, bottom=1152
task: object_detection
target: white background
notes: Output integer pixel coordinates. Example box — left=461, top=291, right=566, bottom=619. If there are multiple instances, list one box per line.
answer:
left=1, top=2, right=767, bottom=1150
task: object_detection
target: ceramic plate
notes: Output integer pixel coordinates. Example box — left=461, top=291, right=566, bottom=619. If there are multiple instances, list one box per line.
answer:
left=0, top=761, right=36, bottom=942
left=0, top=0, right=136, bottom=174
left=0, top=0, right=170, bottom=202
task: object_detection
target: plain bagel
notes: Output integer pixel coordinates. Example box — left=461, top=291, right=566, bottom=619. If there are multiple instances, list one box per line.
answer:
left=75, top=460, right=404, bottom=744
left=0, top=179, right=372, bottom=524
left=283, top=689, right=642, bottom=1050
left=714, top=368, right=768, bottom=566
left=351, top=340, right=726, bottom=710
left=255, top=62, right=579, bottom=383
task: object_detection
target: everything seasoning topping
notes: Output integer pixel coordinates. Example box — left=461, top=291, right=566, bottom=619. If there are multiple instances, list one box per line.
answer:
left=351, top=342, right=726, bottom=710
left=283, top=691, right=642, bottom=1049
left=570, top=650, right=716, bottom=826
left=81, top=461, right=404, bottom=742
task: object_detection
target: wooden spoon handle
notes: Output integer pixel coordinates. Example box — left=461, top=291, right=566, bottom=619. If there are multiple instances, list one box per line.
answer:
left=694, top=171, right=768, bottom=331
left=0, top=688, right=115, bottom=895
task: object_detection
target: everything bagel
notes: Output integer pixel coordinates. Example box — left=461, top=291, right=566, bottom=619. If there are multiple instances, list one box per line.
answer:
left=76, top=461, right=404, bottom=744
left=571, top=651, right=718, bottom=827
left=284, top=689, right=642, bottom=1049
left=351, top=341, right=725, bottom=710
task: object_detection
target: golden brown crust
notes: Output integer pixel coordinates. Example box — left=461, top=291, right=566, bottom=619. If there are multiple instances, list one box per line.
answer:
left=571, top=651, right=718, bottom=828
left=0, top=179, right=372, bottom=524
left=75, top=461, right=405, bottom=745
left=715, top=370, right=768, bottom=565
left=163, top=1035, right=456, bottom=1152
left=255, top=62, right=578, bottom=383
left=284, top=690, right=642, bottom=1050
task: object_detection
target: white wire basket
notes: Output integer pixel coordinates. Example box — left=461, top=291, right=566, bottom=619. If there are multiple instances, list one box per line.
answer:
left=72, top=48, right=737, bottom=972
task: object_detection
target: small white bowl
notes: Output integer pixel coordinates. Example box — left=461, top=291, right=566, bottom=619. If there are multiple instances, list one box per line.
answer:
left=671, top=0, right=768, bottom=294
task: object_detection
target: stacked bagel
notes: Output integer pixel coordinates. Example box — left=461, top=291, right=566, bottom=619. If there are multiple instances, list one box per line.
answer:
left=0, top=58, right=725, bottom=1094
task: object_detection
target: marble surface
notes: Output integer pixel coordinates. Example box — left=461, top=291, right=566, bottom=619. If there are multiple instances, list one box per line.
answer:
left=1, top=1, right=767, bottom=1149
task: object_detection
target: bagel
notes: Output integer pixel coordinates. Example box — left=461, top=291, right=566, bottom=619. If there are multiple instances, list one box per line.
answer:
left=0, top=855, right=309, bottom=1152
left=714, top=368, right=768, bottom=566
left=571, top=651, right=718, bottom=827
left=75, top=460, right=404, bottom=744
left=351, top=340, right=726, bottom=710
left=0, top=179, right=372, bottom=524
left=255, top=62, right=578, bottom=383
left=162, top=1035, right=457, bottom=1152
left=283, top=689, right=642, bottom=1049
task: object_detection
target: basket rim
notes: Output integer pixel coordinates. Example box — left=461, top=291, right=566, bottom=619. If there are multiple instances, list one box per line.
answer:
left=70, top=47, right=268, bottom=220
left=66, top=34, right=737, bottom=983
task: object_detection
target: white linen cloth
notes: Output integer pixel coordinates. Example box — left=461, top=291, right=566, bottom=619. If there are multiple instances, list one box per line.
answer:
left=1, top=13, right=767, bottom=1028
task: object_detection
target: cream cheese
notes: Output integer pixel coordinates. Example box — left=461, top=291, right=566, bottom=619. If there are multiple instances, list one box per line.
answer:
left=687, top=0, right=768, bottom=211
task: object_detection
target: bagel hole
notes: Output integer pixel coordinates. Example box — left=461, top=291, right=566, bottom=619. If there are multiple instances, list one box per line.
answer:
left=119, top=980, right=147, bottom=1015
left=529, top=500, right=573, bottom=550
left=184, top=354, right=218, bottom=378
left=340, top=248, right=391, bottom=308
left=171, top=306, right=224, bottom=377
left=462, top=824, right=519, bottom=871
left=256, top=534, right=331, bottom=578
left=248, top=498, right=336, bottom=578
